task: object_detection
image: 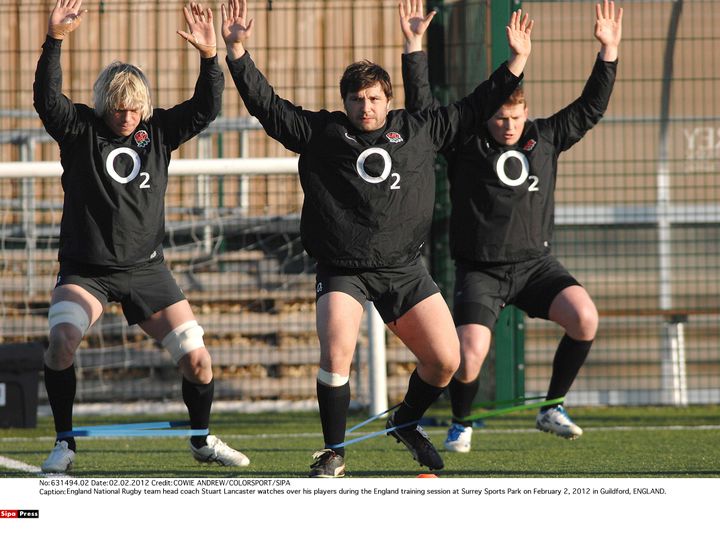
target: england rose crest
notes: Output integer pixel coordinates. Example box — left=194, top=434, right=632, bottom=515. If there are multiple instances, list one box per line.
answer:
left=385, top=132, right=404, bottom=143
left=134, top=130, right=150, bottom=148
left=522, top=139, right=537, bottom=151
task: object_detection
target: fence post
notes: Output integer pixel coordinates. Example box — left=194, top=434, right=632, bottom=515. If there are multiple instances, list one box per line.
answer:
left=239, top=127, right=250, bottom=213
left=20, top=138, right=37, bottom=297
left=494, top=306, right=525, bottom=403
left=661, top=315, right=688, bottom=405
left=196, top=134, right=213, bottom=254
left=366, top=302, right=388, bottom=416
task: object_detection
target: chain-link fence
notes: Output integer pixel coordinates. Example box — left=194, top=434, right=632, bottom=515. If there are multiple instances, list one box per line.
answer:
left=1, top=0, right=718, bottom=406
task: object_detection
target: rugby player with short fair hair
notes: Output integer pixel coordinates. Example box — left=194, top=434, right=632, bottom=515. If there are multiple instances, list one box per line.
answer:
left=221, top=0, right=531, bottom=477
left=34, top=0, right=249, bottom=473
left=403, top=0, right=623, bottom=452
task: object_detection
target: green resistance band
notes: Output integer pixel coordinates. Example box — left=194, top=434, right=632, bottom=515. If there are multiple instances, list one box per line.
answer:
left=459, top=397, right=565, bottom=423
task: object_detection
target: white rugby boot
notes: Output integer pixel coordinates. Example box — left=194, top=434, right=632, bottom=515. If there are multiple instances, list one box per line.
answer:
left=190, top=435, right=250, bottom=466
left=41, top=440, right=75, bottom=473
left=536, top=405, right=583, bottom=439
left=443, top=423, right=473, bottom=453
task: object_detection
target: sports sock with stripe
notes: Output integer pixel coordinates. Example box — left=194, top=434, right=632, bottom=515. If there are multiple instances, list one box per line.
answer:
left=182, top=377, right=214, bottom=448
left=316, top=380, right=350, bottom=457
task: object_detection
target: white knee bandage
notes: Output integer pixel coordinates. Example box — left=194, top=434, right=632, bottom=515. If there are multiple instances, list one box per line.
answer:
left=48, top=301, right=91, bottom=335
left=161, top=320, right=205, bottom=364
left=317, top=369, right=350, bottom=387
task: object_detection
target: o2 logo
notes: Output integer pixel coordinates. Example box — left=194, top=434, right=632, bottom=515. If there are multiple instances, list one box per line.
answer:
left=495, top=150, right=539, bottom=192
left=105, top=147, right=150, bottom=189
left=355, top=147, right=400, bottom=190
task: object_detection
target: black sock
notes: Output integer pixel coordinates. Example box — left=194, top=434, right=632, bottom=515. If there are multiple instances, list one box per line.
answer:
left=394, top=369, right=446, bottom=430
left=316, top=380, right=350, bottom=458
left=182, top=378, right=214, bottom=448
left=449, top=376, right=479, bottom=427
left=44, top=364, right=77, bottom=452
left=542, top=334, right=593, bottom=410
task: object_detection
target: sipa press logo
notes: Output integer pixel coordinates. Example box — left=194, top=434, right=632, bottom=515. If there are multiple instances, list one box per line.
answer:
left=0, top=509, right=39, bottom=519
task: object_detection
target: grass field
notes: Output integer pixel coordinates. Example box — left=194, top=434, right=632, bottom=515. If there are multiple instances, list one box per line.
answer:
left=1, top=404, right=719, bottom=478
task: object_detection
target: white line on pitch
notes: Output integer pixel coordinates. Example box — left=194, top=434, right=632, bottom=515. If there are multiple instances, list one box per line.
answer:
left=1, top=424, right=718, bottom=444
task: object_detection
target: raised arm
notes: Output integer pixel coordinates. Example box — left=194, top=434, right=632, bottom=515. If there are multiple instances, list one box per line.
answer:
left=177, top=2, right=218, bottom=59
left=160, top=3, right=224, bottom=150
left=400, top=0, right=439, bottom=112
left=399, top=0, right=436, bottom=54
left=595, top=0, right=623, bottom=61
left=222, top=0, right=315, bottom=154
left=221, top=0, right=255, bottom=61
left=33, top=0, right=87, bottom=142
left=506, top=9, right=533, bottom=77
left=546, top=2, right=622, bottom=152
left=47, top=0, right=86, bottom=40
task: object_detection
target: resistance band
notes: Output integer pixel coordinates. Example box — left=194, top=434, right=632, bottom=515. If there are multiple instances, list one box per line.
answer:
left=328, top=404, right=418, bottom=449
left=471, top=395, right=557, bottom=409
left=327, top=396, right=566, bottom=449
left=459, top=397, right=565, bottom=423
left=58, top=420, right=208, bottom=438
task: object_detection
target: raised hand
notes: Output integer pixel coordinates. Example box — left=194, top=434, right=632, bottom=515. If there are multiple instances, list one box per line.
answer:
left=48, top=0, right=86, bottom=40
left=506, top=9, right=533, bottom=60
left=506, top=9, right=533, bottom=77
left=399, top=0, right=436, bottom=53
left=221, top=0, right=255, bottom=60
left=595, top=0, right=623, bottom=56
left=177, top=3, right=217, bottom=58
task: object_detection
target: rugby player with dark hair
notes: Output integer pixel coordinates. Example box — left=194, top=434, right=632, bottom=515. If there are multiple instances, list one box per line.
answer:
left=221, top=0, right=531, bottom=477
left=34, top=0, right=249, bottom=473
left=402, top=0, right=623, bottom=452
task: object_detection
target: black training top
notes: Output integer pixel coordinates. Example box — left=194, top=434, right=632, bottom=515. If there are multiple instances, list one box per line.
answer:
left=33, top=36, right=224, bottom=268
left=227, top=51, right=521, bottom=269
left=403, top=52, right=617, bottom=264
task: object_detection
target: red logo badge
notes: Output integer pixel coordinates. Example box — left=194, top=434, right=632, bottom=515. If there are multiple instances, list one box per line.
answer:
left=134, top=130, right=150, bottom=148
left=385, top=132, right=404, bottom=143
left=522, top=139, right=537, bottom=151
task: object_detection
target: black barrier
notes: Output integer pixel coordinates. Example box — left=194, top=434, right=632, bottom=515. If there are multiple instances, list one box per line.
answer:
left=0, top=342, right=43, bottom=428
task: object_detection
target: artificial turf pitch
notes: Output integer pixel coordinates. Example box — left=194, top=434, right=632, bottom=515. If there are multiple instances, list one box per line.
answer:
left=1, top=405, right=719, bottom=478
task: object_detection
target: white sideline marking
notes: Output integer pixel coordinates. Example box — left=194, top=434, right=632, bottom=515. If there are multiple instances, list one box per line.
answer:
left=0, top=455, right=71, bottom=477
left=0, top=455, right=43, bottom=474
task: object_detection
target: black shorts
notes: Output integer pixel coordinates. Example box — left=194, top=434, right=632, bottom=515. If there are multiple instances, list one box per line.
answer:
left=315, top=256, right=440, bottom=323
left=453, top=255, right=580, bottom=328
left=55, top=258, right=186, bottom=326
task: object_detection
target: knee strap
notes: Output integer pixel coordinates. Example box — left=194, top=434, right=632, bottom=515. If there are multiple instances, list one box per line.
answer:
left=161, top=320, right=205, bottom=364
left=317, top=369, right=350, bottom=387
left=48, top=301, right=91, bottom=335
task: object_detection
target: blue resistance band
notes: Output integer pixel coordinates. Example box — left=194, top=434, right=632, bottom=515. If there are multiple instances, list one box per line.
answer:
left=58, top=428, right=209, bottom=438
left=57, top=421, right=209, bottom=438
left=346, top=404, right=400, bottom=434
left=328, top=404, right=415, bottom=449
left=73, top=421, right=191, bottom=431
